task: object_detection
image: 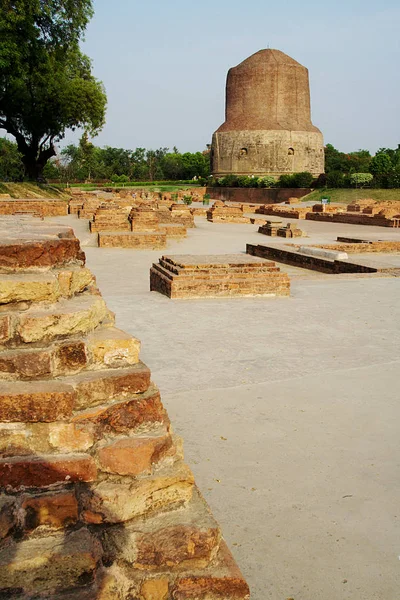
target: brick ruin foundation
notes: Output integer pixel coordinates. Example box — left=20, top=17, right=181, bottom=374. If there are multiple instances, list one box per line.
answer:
left=258, top=221, right=305, bottom=238
left=206, top=202, right=249, bottom=224
left=0, top=199, right=68, bottom=218
left=70, top=196, right=195, bottom=249
left=150, top=254, right=290, bottom=299
left=255, top=201, right=400, bottom=228
left=0, top=216, right=250, bottom=599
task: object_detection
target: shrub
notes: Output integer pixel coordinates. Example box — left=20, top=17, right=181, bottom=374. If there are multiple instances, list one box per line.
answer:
left=183, top=195, right=192, bottom=205
left=349, top=173, right=373, bottom=187
left=292, top=171, right=314, bottom=188
left=257, top=176, right=276, bottom=188
left=326, top=170, right=346, bottom=188
left=278, top=174, right=295, bottom=188
left=111, top=174, right=130, bottom=184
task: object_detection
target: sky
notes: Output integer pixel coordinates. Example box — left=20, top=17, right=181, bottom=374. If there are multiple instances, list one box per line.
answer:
left=6, top=0, right=400, bottom=155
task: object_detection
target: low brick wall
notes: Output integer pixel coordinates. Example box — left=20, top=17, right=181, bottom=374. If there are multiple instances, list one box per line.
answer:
left=315, top=241, right=400, bottom=253
left=306, top=212, right=396, bottom=228
left=206, top=187, right=311, bottom=204
left=246, top=243, right=378, bottom=274
left=0, top=199, right=68, bottom=217
left=98, top=231, right=167, bottom=249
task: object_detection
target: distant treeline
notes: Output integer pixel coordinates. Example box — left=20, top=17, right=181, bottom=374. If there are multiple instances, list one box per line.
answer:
left=0, top=135, right=399, bottom=188
left=0, top=134, right=211, bottom=184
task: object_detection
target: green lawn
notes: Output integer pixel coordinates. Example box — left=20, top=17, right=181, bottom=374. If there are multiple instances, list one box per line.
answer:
left=302, top=188, right=400, bottom=204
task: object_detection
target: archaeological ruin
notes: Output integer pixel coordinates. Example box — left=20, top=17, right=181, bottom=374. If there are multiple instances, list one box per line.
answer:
left=150, top=254, right=290, bottom=299
left=211, top=49, right=324, bottom=178
left=0, top=216, right=250, bottom=599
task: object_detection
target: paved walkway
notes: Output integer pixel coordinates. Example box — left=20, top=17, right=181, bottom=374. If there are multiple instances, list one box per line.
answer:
left=51, top=215, right=400, bottom=600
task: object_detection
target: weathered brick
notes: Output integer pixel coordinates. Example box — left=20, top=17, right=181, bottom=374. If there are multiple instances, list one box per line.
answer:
left=103, top=488, right=221, bottom=571
left=171, top=541, right=250, bottom=599
left=86, top=327, right=140, bottom=368
left=0, top=381, right=75, bottom=422
left=0, top=315, right=11, bottom=343
left=0, top=348, right=51, bottom=379
left=22, top=491, right=78, bottom=530
left=0, top=273, right=60, bottom=304
left=0, top=495, right=15, bottom=540
left=140, top=579, right=169, bottom=600
left=57, top=267, right=94, bottom=297
left=0, top=423, right=50, bottom=457
left=0, top=454, right=97, bottom=490
left=70, top=363, right=151, bottom=409
left=48, top=423, right=95, bottom=452
left=16, top=295, right=109, bottom=343
left=0, top=237, right=84, bottom=270
left=53, top=341, right=88, bottom=375
left=97, top=433, right=174, bottom=476
left=0, top=528, right=100, bottom=594
left=81, top=463, right=194, bottom=524
left=72, top=385, right=169, bottom=435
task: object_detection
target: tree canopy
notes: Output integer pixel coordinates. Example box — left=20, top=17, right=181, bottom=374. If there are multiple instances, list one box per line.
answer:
left=0, top=0, right=107, bottom=180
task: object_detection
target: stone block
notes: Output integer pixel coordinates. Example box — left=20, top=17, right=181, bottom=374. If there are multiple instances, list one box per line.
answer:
left=0, top=315, right=11, bottom=344
left=68, top=363, right=151, bottom=409
left=22, top=491, right=78, bottom=530
left=97, top=433, right=175, bottom=476
left=48, top=423, right=95, bottom=452
left=81, top=463, right=194, bottom=524
left=16, top=295, right=109, bottom=343
left=0, top=348, right=52, bottom=380
left=102, top=488, right=220, bottom=571
left=72, top=385, right=170, bottom=436
left=0, top=273, right=60, bottom=304
left=0, top=528, right=100, bottom=594
left=0, top=381, right=75, bottom=422
left=0, top=454, right=97, bottom=490
left=86, top=327, right=141, bottom=368
left=0, top=495, right=15, bottom=540
left=53, top=341, right=88, bottom=375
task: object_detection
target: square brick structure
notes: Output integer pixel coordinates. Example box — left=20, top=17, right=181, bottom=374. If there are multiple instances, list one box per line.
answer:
left=0, top=216, right=249, bottom=599
left=150, top=254, right=290, bottom=298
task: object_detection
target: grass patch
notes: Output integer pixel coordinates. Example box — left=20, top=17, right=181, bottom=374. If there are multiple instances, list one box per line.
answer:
left=0, top=182, right=69, bottom=199
left=302, top=188, right=400, bottom=204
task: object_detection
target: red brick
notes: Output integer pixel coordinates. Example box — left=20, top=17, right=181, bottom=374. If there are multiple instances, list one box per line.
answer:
left=0, top=454, right=97, bottom=490
left=0, top=238, right=85, bottom=270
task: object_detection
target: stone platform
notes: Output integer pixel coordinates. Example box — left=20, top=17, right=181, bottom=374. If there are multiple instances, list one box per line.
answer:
left=150, top=254, right=290, bottom=298
left=0, top=217, right=249, bottom=599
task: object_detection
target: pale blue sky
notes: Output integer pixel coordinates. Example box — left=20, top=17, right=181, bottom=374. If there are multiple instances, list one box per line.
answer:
left=8, top=0, right=400, bottom=154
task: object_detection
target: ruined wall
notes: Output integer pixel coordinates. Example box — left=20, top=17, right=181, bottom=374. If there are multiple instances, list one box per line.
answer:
left=0, top=216, right=249, bottom=599
left=212, top=49, right=324, bottom=177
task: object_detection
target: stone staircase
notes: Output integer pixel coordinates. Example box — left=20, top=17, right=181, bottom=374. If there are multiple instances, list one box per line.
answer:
left=0, top=216, right=250, bottom=599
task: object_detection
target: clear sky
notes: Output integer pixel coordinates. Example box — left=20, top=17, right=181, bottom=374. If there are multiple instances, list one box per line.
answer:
left=13, top=0, right=400, bottom=154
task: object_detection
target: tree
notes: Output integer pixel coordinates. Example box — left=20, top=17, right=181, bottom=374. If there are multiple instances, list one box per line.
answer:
left=0, top=0, right=107, bottom=180
left=0, top=137, right=24, bottom=180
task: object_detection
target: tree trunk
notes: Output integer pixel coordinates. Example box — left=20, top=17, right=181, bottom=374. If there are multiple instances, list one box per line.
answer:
left=20, top=142, right=56, bottom=182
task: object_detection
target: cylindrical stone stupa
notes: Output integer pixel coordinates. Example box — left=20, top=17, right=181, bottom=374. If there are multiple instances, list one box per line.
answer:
left=211, top=49, right=324, bottom=177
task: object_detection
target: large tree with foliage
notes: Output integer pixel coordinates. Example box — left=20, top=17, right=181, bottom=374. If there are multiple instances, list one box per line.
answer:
left=0, top=0, right=107, bottom=180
